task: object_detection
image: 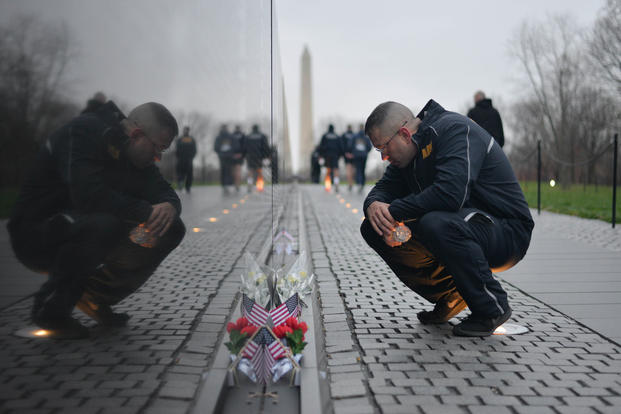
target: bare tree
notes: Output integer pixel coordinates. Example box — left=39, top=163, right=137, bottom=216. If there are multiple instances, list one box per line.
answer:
left=588, top=0, right=621, bottom=94
left=509, top=14, right=586, bottom=184
left=0, top=15, right=77, bottom=187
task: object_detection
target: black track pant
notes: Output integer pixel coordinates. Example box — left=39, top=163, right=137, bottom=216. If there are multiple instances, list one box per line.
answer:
left=8, top=213, right=185, bottom=319
left=360, top=209, right=531, bottom=318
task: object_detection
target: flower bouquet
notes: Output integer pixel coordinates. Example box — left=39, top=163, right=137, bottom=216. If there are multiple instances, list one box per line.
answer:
left=228, top=252, right=315, bottom=385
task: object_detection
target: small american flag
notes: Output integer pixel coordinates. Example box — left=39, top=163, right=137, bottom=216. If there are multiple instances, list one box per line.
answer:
left=242, top=294, right=269, bottom=326
left=270, top=293, right=301, bottom=326
left=243, top=327, right=286, bottom=383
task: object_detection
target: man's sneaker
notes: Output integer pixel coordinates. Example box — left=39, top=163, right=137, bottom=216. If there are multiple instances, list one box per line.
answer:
left=452, top=307, right=512, bottom=337
left=417, top=293, right=467, bottom=324
left=32, top=313, right=89, bottom=339
left=76, top=298, right=130, bottom=327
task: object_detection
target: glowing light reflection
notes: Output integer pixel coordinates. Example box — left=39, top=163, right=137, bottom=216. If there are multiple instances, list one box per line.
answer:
left=208, top=218, right=217, bottom=223
left=223, top=209, right=230, bottom=214
left=34, top=330, right=50, bottom=337
left=352, top=209, right=359, bottom=214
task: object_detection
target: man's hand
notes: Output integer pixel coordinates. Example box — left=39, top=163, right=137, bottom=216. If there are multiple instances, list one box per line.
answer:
left=366, top=201, right=397, bottom=237
left=146, top=202, right=177, bottom=237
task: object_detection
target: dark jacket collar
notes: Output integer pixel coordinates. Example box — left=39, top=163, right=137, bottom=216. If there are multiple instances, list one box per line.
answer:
left=411, top=99, right=446, bottom=151
left=415, top=99, right=446, bottom=124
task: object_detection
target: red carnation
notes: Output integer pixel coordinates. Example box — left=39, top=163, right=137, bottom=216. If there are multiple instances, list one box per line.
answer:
left=274, top=325, right=293, bottom=338
left=237, top=317, right=249, bottom=329
left=226, top=322, right=236, bottom=333
left=285, top=317, right=300, bottom=331
left=299, top=322, right=308, bottom=334
left=240, top=325, right=257, bottom=336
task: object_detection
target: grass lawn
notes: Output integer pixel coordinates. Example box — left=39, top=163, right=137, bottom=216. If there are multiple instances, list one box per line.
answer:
left=521, top=181, right=620, bottom=224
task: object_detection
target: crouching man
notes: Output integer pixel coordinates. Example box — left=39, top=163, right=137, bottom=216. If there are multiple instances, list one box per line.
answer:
left=361, top=100, right=533, bottom=336
left=7, top=101, right=185, bottom=338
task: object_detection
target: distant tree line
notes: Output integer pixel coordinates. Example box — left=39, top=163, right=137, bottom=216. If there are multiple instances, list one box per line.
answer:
left=507, top=0, right=620, bottom=187
left=0, top=15, right=78, bottom=188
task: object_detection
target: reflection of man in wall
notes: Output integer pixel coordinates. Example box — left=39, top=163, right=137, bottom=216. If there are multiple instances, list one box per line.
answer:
left=467, top=91, right=505, bottom=148
left=175, top=126, right=197, bottom=193
left=361, top=100, right=533, bottom=336
left=319, top=124, right=343, bottom=192
left=351, top=123, right=372, bottom=194
left=244, top=124, right=269, bottom=192
left=341, top=125, right=355, bottom=192
left=7, top=101, right=185, bottom=338
left=214, top=124, right=235, bottom=195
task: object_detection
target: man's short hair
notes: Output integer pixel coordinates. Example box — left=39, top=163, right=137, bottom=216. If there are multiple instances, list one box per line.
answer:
left=365, top=101, right=413, bottom=136
left=128, top=102, right=179, bottom=138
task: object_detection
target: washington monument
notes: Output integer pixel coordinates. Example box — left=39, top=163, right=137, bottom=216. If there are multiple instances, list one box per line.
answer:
left=299, top=45, right=314, bottom=174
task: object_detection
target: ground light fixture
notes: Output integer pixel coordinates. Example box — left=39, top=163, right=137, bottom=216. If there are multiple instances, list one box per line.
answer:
left=493, top=323, right=529, bottom=335
left=14, top=326, right=79, bottom=339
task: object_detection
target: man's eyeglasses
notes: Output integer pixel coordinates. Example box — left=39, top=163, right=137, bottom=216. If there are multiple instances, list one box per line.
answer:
left=374, top=120, right=407, bottom=153
left=141, top=130, right=169, bottom=154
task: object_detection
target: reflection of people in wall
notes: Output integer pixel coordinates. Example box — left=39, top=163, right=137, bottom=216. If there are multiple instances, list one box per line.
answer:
left=214, top=124, right=235, bottom=195
left=175, top=126, right=197, bottom=193
left=244, top=124, right=270, bottom=192
left=231, top=125, right=246, bottom=193
left=81, top=91, right=107, bottom=114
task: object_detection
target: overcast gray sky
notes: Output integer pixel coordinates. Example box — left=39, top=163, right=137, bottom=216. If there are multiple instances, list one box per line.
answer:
left=0, top=0, right=606, bottom=172
left=276, top=0, right=605, bottom=170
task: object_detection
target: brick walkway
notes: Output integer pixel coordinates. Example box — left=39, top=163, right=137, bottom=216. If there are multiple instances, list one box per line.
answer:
left=0, top=184, right=620, bottom=413
left=303, top=185, right=621, bottom=414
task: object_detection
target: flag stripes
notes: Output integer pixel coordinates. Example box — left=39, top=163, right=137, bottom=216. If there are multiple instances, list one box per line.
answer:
left=270, top=293, right=301, bottom=326
left=242, top=294, right=269, bottom=326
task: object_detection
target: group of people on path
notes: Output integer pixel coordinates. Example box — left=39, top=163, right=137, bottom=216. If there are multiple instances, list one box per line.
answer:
left=311, top=123, right=372, bottom=194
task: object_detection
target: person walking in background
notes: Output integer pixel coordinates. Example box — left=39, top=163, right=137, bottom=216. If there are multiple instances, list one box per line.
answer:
left=81, top=91, right=107, bottom=114
left=244, top=124, right=270, bottom=192
left=7, top=101, right=185, bottom=338
left=341, top=124, right=355, bottom=192
left=361, top=100, right=533, bottom=336
left=310, top=145, right=321, bottom=184
left=175, top=126, right=197, bottom=193
left=230, top=125, right=246, bottom=193
left=351, top=123, right=372, bottom=194
left=319, top=124, right=343, bottom=193
left=467, top=91, right=505, bottom=148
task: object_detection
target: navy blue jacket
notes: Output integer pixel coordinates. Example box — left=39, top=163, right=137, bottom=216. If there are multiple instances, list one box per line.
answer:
left=351, top=131, right=372, bottom=159
left=319, top=131, right=343, bottom=158
left=364, top=100, right=533, bottom=232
